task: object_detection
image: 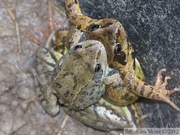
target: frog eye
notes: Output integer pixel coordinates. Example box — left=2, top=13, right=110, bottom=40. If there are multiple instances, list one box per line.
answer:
left=114, top=43, right=122, bottom=54
left=74, top=45, right=82, bottom=50
left=95, top=63, right=101, bottom=72
left=89, top=24, right=101, bottom=31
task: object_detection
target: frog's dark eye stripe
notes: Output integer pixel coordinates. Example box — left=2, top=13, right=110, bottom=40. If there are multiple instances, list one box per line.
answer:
left=95, top=63, right=101, bottom=72
left=114, top=43, right=122, bottom=54
left=74, top=45, right=82, bottom=50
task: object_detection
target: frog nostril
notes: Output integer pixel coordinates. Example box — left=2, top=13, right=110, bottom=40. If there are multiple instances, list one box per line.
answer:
left=74, top=45, right=82, bottom=50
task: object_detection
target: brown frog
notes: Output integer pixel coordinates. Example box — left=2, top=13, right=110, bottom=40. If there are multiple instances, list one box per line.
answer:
left=64, top=0, right=180, bottom=110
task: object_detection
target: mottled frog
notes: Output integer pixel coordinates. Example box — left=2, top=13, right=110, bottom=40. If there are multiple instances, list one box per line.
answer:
left=64, top=0, right=180, bottom=111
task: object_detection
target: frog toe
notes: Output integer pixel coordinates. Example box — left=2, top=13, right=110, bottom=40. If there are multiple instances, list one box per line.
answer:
left=166, top=87, right=180, bottom=96
left=41, top=99, right=60, bottom=116
left=155, top=68, right=166, bottom=86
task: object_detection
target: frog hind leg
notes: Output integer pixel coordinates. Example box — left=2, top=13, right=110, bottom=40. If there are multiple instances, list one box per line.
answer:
left=129, top=68, right=180, bottom=111
left=65, top=0, right=95, bottom=31
left=153, top=68, right=180, bottom=111
left=64, top=98, right=138, bottom=131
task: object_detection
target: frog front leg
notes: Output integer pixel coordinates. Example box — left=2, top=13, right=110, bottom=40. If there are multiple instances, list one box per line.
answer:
left=36, top=48, right=59, bottom=116
left=102, top=69, right=139, bottom=106
left=35, top=31, right=64, bottom=116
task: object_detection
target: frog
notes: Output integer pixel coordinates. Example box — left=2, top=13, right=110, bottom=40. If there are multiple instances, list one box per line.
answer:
left=35, top=32, right=144, bottom=130
left=64, top=0, right=180, bottom=111
left=35, top=30, right=109, bottom=113
left=62, top=1, right=143, bottom=106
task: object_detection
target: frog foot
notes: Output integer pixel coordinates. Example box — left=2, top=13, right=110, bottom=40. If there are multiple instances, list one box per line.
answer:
left=39, top=88, right=60, bottom=116
left=154, top=68, right=180, bottom=111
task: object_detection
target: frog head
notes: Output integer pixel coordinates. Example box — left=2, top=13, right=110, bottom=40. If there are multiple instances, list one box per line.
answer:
left=86, top=19, right=129, bottom=67
left=52, top=40, right=109, bottom=110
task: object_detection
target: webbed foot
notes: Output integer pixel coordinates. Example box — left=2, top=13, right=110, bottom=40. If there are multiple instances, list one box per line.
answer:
left=154, top=68, right=180, bottom=111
